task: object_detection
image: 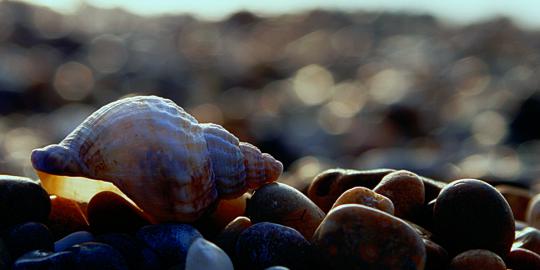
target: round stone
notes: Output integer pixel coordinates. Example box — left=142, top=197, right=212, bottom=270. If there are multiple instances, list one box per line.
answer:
left=448, top=249, right=506, bottom=270
left=6, top=222, right=54, bottom=259
left=373, top=170, right=425, bottom=220
left=0, top=175, right=50, bottom=228
left=331, top=186, right=394, bottom=215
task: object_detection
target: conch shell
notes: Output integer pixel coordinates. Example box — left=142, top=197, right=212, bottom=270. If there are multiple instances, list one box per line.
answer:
left=31, top=96, right=283, bottom=222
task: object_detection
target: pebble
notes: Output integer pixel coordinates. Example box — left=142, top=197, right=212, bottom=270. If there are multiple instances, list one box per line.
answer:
left=421, top=177, right=446, bottom=204
left=373, top=170, right=425, bottom=220
left=496, top=185, right=532, bottom=221
left=208, top=193, right=250, bottom=230
left=433, top=179, right=515, bottom=257
left=0, top=238, right=10, bottom=270
left=6, top=222, right=54, bottom=259
left=87, top=191, right=152, bottom=234
left=513, top=227, right=540, bottom=254
left=246, top=182, right=325, bottom=241
left=331, top=186, right=394, bottom=215
left=68, top=242, right=129, bottom=270
left=136, top=224, right=202, bottom=268
left=0, top=175, right=50, bottom=228
left=526, top=193, right=540, bottom=229
left=47, top=195, right=89, bottom=239
left=265, top=267, right=290, bottom=270
left=214, top=216, right=252, bottom=260
left=505, top=248, right=540, bottom=270
left=307, top=168, right=395, bottom=212
left=54, top=231, right=95, bottom=252
left=423, top=239, right=449, bottom=270
left=236, top=222, right=313, bottom=270
left=312, top=204, right=426, bottom=270
left=448, top=249, right=506, bottom=270
left=12, top=250, right=75, bottom=270
left=185, top=238, right=233, bottom=270
left=97, top=233, right=161, bottom=270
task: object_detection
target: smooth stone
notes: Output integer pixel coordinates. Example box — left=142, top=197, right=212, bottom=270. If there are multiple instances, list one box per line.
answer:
left=0, top=175, right=50, bottom=228
left=373, top=170, right=425, bottom=220
left=421, top=177, right=446, bottom=204
left=526, top=194, right=540, bottom=229
left=136, top=224, right=202, bottom=268
left=513, top=227, right=540, bottom=254
left=448, top=249, right=506, bottom=270
left=307, top=168, right=395, bottom=212
left=506, top=248, right=540, bottom=270
left=214, top=216, right=252, bottom=261
left=12, top=250, right=75, bottom=270
left=312, top=204, right=426, bottom=270
left=54, top=231, right=94, bottom=252
left=236, top=222, right=313, bottom=270
left=433, top=179, right=515, bottom=257
left=68, top=242, right=128, bottom=270
left=246, top=182, right=325, bottom=241
left=186, top=238, right=233, bottom=270
left=6, top=222, right=54, bottom=259
left=423, top=239, right=449, bottom=270
left=87, top=191, right=152, bottom=235
left=47, top=196, right=89, bottom=240
left=331, top=186, right=394, bottom=215
left=265, top=267, right=290, bottom=270
left=97, top=233, right=161, bottom=270
left=497, top=185, right=532, bottom=221
left=416, top=199, right=436, bottom=232
left=0, top=238, right=10, bottom=270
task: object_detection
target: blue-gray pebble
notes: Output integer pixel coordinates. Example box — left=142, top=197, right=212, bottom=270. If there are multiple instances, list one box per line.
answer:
left=12, top=250, right=75, bottom=270
left=97, top=233, right=161, bottom=270
left=68, top=242, right=128, bottom=270
left=6, top=222, right=53, bottom=259
left=236, top=222, right=313, bottom=270
left=136, top=224, right=202, bottom=268
left=54, top=231, right=94, bottom=252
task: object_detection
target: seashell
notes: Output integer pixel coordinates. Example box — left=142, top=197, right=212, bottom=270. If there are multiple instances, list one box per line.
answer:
left=31, top=96, right=283, bottom=222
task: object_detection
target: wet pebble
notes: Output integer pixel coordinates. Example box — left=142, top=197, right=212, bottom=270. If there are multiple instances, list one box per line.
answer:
left=87, top=191, right=152, bottom=234
left=68, top=242, right=128, bottom=270
left=496, top=185, right=532, bottom=221
left=214, top=216, right=252, bottom=261
left=526, top=194, right=540, bottom=229
left=0, top=175, right=50, bottom=228
left=6, top=222, right=54, bottom=259
left=97, top=233, right=161, bottom=270
left=373, top=170, right=425, bottom=220
left=513, top=227, right=540, bottom=254
left=186, top=238, right=233, bottom=270
left=331, top=186, right=394, bottom=215
left=505, top=248, right=540, bottom=270
left=307, top=168, right=395, bottom=212
left=236, top=222, right=313, bottom=270
left=47, top=196, right=89, bottom=239
left=312, top=204, right=426, bottom=270
left=246, top=182, right=324, bottom=241
left=448, top=249, right=506, bottom=270
left=433, top=179, right=514, bottom=257
left=54, top=231, right=94, bottom=252
left=13, top=250, right=74, bottom=270
left=136, top=224, right=202, bottom=268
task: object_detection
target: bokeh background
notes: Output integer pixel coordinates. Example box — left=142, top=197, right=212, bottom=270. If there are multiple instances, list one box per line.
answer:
left=1, top=0, right=540, bottom=191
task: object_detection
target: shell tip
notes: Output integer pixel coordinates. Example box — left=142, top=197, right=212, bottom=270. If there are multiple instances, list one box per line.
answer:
left=31, top=144, right=84, bottom=176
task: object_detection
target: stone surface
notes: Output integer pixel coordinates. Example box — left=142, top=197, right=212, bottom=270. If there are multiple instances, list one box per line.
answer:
left=12, top=250, right=75, bottom=270
left=423, top=239, right=449, bottom=270
left=186, top=238, right=233, bottom=270
left=54, top=231, right=94, bottom=252
left=496, top=185, right=532, bottom=221
left=6, top=222, right=54, bottom=259
left=97, top=233, right=161, bottom=270
left=373, top=170, right=425, bottom=220
left=313, top=204, right=426, bottom=270
left=0, top=175, right=50, bottom=228
left=449, top=249, right=506, bottom=270
left=246, top=182, right=324, bottom=241
left=69, top=242, right=129, bottom=270
left=433, top=179, right=515, bottom=257
left=506, top=248, right=540, bottom=270
left=47, top=195, right=89, bottom=240
left=214, top=216, right=252, bottom=262
left=236, top=222, right=313, bottom=270
left=331, top=186, right=394, bottom=215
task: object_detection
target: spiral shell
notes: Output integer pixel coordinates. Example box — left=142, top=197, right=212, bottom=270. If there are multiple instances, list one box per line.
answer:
left=31, top=96, right=283, bottom=222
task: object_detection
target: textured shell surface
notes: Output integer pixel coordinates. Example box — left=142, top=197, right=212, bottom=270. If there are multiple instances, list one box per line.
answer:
left=31, top=95, right=283, bottom=222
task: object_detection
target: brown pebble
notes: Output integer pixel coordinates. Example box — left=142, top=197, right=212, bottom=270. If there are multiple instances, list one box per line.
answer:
left=313, top=204, right=426, bottom=270
left=497, top=185, right=532, bottom=221
left=214, top=216, right=252, bottom=262
left=526, top=194, right=540, bottom=229
left=506, top=248, right=540, bottom=270
left=47, top=195, right=89, bottom=239
left=246, top=182, right=324, bottom=241
left=209, top=193, right=250, bottom=230
left=433, top=179, right=515, bottom=257
left=331, top=187, right=394, bottom=215
left=307, top=168, right=395, bottom=212
left=423, top=239, right=449, bottom=270
left=421, top=177, right=447, bottom=203
left=514, top=227, right=540, bottom=255
left=449, top=249, right=506, bottom=270
left=87, top=191, right=152, bottom=234
left=373, top=170, right=425, bottom=220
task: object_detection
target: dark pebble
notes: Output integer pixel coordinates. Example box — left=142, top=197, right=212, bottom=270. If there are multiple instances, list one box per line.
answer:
left=496, top=185, right=532, bottom=221
left=236, top=222, right=313, bottom=270
left=97, top=233, right=161, bottom=270
left=433, top=179, right=515, bottom=257
left=54, top=231, right=94, bottom=252
left=448, top=249, right=506, bottom=270
left=68, top=242, right=128, bottom=270
left=6, top=222, right=53, bottom=259
left=0, top=175, right=50, bottom=228
left=12, top=250, right=75, bottom=270
left=505, top=248, right=540, bottom=270
left=373, top=170, right=425, bottom=220
left=424, top=239, right=449, bottom=270
left=214, top=216, right=252, bottom=263
left=47, top=196, right=89, bottom=240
